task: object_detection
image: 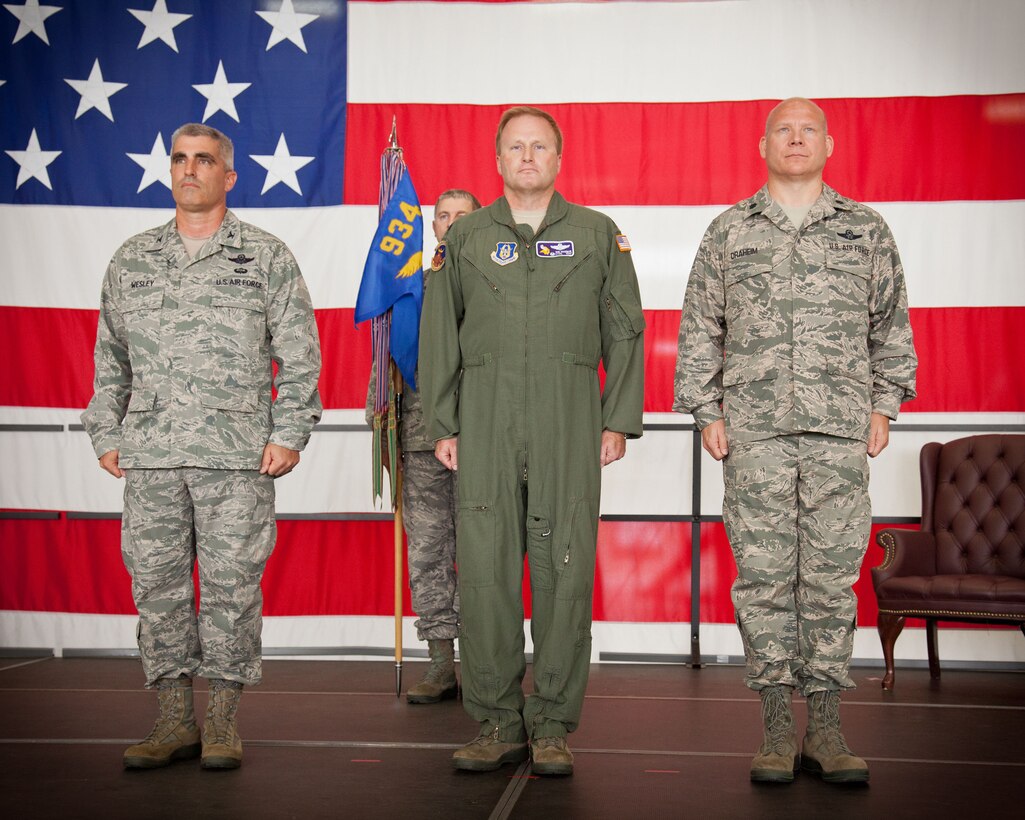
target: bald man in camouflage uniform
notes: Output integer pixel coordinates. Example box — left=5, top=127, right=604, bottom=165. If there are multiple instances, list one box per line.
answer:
left=674, top=98, right=916, bottom=784
left=83, top=123, right=321, bottom=771
left=366, top=189, right=480, bottom=704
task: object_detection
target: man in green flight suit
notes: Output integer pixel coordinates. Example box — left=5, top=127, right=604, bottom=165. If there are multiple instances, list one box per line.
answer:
left=419, top=106, right=645, bottom=776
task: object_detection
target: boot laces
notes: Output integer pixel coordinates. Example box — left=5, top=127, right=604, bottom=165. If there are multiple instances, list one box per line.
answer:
left=143, top=687, right=185, bottom=743
left=761, top=688, right=794, bottom=754
left=422, top=657, right=453, bottom=685
left=470, top=725, right=501, bottom=747
left=206, top=686, right=240, bottom=745
left=812, top=693, right=853, bottom=755
left=533, top=736, right=567, bottom=752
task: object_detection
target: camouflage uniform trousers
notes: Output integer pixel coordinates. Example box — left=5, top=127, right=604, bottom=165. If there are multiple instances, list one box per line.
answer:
left=122, top=467, right=276, bottom=687
left=722, top=433, right=870, bottom=695
left=402, top=450, right=459, bottom=641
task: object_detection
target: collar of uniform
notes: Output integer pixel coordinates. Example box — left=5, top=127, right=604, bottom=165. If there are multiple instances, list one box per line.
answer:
left=821, top=183, right=855, bottom=212
left=745, top=183, right=850, bottom=225
left=741, top=186, right=773, bottom=219
left=146, top=217, right=178, bottom=253
left=211, top=209, right=244, bottom=250
left=491, top=191, right=568, bottom=235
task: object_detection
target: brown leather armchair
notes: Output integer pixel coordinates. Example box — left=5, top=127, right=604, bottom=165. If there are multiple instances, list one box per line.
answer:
left=872, top=434, right=1025, bottom=690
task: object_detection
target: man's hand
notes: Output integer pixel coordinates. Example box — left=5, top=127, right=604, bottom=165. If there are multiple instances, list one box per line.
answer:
left=600, top=430, right=627, bottom=467
left=98, top=450, right=124, bottom=478
left=867, top=412, right=890, bottom=458
left=435, top=437, right=458, bottom=471
left=260, top=443, right=300, bottom=476
left=701, top=419, right=729, bottom=461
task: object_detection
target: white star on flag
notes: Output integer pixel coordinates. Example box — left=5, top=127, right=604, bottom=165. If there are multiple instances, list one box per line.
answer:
left=64, top=59, right=127, bottom=122
left=126, top=132, right=171, bottom=193
left=3, top=0, right=62, bottom=45
left=249, top=133, right=314, bottom=195
left=128, top=0, right=191, bottom=53
left=5, top=128, right=62, bottom=190
left=192, top=60, right=251, bottom=124
left=256, top=0, right=318, bottom=54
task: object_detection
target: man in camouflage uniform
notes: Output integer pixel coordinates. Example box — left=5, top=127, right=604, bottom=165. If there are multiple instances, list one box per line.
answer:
left=82, top=123, right=321, bottom=771
left=366, top=189, right=481, bottom=704
left=420, top=107, right=645, bottom=776
left=674, top=98, right=917, bottom=784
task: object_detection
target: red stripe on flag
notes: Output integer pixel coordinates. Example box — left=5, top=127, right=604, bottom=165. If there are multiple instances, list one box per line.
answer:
left=642, top=306, right=1025, bottom=413
left=3, top=517, right=1005, bottom=629
left=2, top=306, right=1023, bottom=412
left=344, top=96, right=1025, bottom=206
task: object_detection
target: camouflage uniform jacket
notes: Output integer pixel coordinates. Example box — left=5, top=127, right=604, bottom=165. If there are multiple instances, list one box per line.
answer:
left=364, top=269, right=434, bottom=453
left=82, top=210, right=322, bottom=469
left=673, top=184, right=917, bottom=443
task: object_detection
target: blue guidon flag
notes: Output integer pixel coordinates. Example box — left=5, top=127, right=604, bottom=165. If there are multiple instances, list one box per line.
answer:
left=354, top=168, right=423, bottom=387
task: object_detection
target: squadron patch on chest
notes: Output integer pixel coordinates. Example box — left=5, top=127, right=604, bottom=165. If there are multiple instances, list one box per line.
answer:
left=615, top=234, right=632, bottom=253
left=491, top=242, right=518, bottom=266
left=536, top=240, right=574, bottom=258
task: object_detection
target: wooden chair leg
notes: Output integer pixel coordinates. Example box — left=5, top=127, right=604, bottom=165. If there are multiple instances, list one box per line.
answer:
left=877, top=612, right=905, bottom=690
left=925, top=619, right=941, bottom=679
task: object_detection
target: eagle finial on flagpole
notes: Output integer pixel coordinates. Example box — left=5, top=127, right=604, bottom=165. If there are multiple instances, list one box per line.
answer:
left=387, top=116, right=402, bottom=155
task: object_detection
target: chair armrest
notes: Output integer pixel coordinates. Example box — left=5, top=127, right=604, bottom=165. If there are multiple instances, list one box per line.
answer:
left=872, top=528, right=938, bottom=584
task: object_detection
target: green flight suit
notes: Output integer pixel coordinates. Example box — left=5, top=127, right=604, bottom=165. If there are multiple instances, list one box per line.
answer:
left=419, top=193, right=645, bottom=740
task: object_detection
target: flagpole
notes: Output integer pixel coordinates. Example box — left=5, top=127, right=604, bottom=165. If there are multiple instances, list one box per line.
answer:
left=386, top=117, right=404, bottom=698
left=391, top=363, right=405, bottom=698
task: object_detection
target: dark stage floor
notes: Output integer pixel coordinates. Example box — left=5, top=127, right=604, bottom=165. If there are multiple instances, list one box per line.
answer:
left=1, top=656, right=1022, bottom=819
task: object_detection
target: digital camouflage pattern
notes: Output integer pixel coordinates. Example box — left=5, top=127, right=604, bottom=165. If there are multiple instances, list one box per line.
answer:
left=723, top=434, right=870, bottom=692
left=402, top=450, right=458, bottom=640
left=82, top=210, right=322, bottom=468
left=674, top=184, right=917, bottom=695
left=673, top=184, right=916, bottom=443
left=122, top=467, right=276, bottom=687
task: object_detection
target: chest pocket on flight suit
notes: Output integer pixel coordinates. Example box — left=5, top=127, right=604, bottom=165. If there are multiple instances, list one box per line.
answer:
left=548, top=249, right=601, bottom=367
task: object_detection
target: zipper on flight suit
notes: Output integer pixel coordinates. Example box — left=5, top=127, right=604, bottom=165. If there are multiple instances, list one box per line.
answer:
left=552, top=250, right=593, bottom=293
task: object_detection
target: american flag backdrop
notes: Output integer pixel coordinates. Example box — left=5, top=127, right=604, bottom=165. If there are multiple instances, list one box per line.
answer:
left=1, top=0, right=1024, bottom=662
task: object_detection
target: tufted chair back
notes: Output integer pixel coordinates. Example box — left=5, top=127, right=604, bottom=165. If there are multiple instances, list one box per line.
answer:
left=921, top=434, right=1025, bottom=579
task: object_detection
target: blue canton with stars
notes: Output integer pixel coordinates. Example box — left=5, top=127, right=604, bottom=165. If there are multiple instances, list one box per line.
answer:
left=0, top=0, right=347, bottom=207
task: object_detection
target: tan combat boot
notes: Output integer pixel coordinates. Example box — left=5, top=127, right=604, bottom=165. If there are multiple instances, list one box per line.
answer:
left=201, top=679, right=243, bottom=770
left=530, top=736, right=574, bottom=776
left=750, top=685, right=799, bottom=783
left=802, top=690, right=869, bottom=783
left=407, top=639, right=458, bottom=704
left=123, top=676, right=201, bottom=769
left=452, top=724, right=528, bottom=772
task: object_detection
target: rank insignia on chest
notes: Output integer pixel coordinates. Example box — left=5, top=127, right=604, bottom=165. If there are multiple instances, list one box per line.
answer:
left=615, top=234, right=632, bottom=253
left=491, top=242, right=518, bottom=266
left=431, top=241, right=447, bottom=272
left=536, top=240, right=574, bottom=258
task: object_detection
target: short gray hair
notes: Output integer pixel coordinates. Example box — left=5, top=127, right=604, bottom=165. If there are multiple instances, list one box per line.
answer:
left=435, top=189, right=481, bottom=210
left=171, top=123, right=235, bottom=171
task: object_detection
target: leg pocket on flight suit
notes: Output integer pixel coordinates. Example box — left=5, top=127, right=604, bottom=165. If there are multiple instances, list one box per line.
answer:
left=526, top=511, right=554, bottom=593
left=554, top=498, right=597, bottom=601
left=455, top=500, right=496, bottom=588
